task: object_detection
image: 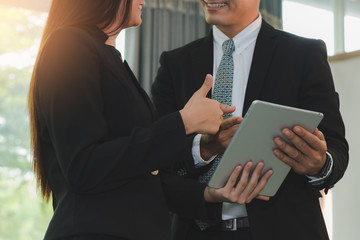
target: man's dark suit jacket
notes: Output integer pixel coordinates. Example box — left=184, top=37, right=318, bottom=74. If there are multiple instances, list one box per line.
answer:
left=35, top=26, right=211, bottom=240
left=151, top=20, right=349, bottom=240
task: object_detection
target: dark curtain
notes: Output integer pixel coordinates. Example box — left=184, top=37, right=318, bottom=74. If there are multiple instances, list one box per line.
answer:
left=124, top=0, right=207, bottom=93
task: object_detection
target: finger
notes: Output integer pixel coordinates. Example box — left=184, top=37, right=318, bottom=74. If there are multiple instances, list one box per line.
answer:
left=256, top=195, right=270, bottom=201
left=274, top=136, right=303, bottom=159
left=313, top=128, right=319, bottom=136
left=234, top=161, right=253, bottom=194
left=234, top=162, right=262, bottom=204
left=196, top=74, right=213, bottom=97
left=220, top=117, right=243, bottom=130
left=316, top=130, right=325, bottom=141
left=247, top=169, right=273, bottom=202
left=223, top=165, right=242, bottom=191
left=293, top=126, right=327, bottom=152
left=242, top=162, right=265, bottom=194
left=220, top=104, right=236, bottom=114
left=273, top=149, right=306, bottom=174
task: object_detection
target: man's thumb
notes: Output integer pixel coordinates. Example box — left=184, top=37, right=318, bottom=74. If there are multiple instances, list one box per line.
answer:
left=197, top=74, right=213, bottom=97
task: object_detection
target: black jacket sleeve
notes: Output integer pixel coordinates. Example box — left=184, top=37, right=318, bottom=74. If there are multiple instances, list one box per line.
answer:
left=298, top=40, right=349, bottom=190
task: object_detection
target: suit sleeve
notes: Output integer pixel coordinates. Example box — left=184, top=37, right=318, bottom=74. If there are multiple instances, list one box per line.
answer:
left=151, top=52, right=210, bottom=176
left=36, top=28, right=191, bottom=193
left=299, top=39, right=349, bottom=191
left=152, top=51, right=223, bottom=222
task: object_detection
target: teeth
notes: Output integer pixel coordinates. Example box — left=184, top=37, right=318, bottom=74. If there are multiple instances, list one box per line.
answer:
left=207, top=2, right=226, bottom=8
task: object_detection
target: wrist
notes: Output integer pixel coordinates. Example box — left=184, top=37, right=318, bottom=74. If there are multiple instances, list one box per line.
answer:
left=310, top=153, right=332, bottom=178
left=179, top=109, right=194, bottom=135
left=200, top=134, right=220, bottom=161
left=200, top=136, right=217, bottom=160
left=204, top=186, right=221, bottom=203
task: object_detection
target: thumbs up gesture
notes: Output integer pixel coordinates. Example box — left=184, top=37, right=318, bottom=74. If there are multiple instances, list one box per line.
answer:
left=179, top=74, right=235, bottom=135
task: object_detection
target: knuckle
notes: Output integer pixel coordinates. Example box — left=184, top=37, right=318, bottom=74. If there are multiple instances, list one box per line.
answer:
left=314, top=154, right=322, bottom=162
left=290, top=150, right=299, bottom=158
left=224, top=193, right=231, bottom=200
left=237, top=181, right=247, bottom=189
left=237, top=198, right=246, bottom=205
left=230, top=195, right=237, bottom=202
left=305, top=161, right=315, bottom=170
left=299, top=142, right=307, bottom=150
left=212, top=99, right=220, bottom=106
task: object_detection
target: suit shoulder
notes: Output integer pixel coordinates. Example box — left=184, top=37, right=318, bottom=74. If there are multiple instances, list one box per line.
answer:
left=44, top=26, right=104, bottom=55
left=48, top=26, right=94, bottom=44
left=275, top=29, right=326, bottom=47
left=270, top=28, right=328, bottom=57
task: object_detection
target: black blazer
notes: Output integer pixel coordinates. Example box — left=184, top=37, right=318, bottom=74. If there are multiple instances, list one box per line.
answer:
left=35, top=26, right=211, bottom=240
left=151, top=21, right=349, bottom=240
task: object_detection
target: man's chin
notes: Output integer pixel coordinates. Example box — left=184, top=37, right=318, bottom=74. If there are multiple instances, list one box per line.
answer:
left=205, top=15, right=224, bottom=26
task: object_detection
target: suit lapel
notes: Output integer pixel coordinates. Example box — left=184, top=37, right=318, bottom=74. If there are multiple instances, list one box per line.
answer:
left=243, top=20, right=278, bottom=115
left=123, top=61, right=158, bottom=120
left=103, top=46, right=157, bottom=121
left=190, top=31, right=214, bottom=99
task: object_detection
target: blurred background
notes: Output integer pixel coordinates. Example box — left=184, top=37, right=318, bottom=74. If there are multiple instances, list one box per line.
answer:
left=0, top=0, right=359, bottom=239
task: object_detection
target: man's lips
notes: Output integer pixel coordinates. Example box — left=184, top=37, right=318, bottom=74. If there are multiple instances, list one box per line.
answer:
left=203, top=0, right=227, bottom=9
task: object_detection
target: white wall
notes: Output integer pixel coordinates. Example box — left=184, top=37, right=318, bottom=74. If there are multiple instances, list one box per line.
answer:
left=329, top=52, right=360, bottom=240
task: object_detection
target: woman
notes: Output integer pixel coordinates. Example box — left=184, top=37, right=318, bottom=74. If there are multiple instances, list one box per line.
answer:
left=28, top=1, right=272, bottom=239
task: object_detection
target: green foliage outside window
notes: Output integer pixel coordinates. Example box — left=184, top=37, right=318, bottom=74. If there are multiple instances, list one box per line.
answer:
left=0, top=4, right=52, bottom=240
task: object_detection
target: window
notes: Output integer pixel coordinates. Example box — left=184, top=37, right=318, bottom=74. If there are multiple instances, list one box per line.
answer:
left=116, top=31, right=127, bottom=55
left=0, top=4, right=52, bottom=240
left=282, top=0, right=334, bottom=55
left=344, top=0, right=360, bottom=52
left=283, top=0, right=360, bottom=56
left=0, top=3, right=128, bottom=239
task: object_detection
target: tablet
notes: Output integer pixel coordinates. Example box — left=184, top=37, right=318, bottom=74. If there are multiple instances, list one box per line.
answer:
left=208, top=100, right=324, bottom=196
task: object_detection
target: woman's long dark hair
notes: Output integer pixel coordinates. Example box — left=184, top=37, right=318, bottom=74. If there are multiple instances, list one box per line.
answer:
left=28, top=0, right=132, bottom=201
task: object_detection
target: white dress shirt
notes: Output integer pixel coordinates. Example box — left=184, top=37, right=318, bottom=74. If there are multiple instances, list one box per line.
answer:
left=192, top=15, right=263, bottom=220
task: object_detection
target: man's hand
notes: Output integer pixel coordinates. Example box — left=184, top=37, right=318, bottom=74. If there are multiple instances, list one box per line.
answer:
left=200, top=116, right=242, bottom=160
left=204, top=162, right=273, bottom=204
left=273, top=126, right=327, bottom=176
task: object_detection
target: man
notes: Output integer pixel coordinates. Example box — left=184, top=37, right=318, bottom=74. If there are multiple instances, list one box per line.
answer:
left=151, top=0, right=349, bottom=239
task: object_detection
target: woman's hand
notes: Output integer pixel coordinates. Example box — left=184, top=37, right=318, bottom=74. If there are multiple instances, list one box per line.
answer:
left=204, top=162, right=273, bottom=204
left=179, top=74, right=235, bottom=135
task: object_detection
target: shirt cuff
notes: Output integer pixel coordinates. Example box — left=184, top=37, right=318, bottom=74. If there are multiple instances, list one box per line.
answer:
left=307, top=152, right=333, bottom=185
left=192, top=134, right=217, bottom=168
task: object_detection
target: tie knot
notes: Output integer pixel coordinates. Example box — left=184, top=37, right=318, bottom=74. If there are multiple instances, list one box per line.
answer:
left=222, top=39, right=235, bottom=55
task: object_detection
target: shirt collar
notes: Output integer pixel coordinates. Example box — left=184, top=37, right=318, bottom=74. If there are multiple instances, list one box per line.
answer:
left=213, top=14, right=262, bottom=55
